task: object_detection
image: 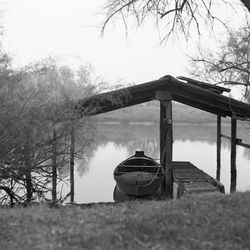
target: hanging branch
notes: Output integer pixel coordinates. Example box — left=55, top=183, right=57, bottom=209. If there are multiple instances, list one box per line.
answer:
left=101, top=0, right=242, bottom=40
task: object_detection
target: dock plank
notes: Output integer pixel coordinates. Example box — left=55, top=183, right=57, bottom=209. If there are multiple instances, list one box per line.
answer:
left=172, top=161, right=225, bottom=198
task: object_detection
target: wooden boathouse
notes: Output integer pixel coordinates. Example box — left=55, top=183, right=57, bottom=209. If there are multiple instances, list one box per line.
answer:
left=76, top=75, right=250, bottom=198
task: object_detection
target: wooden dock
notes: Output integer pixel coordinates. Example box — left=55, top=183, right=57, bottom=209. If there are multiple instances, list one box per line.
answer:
left=172, top=161, right=225, bottom=199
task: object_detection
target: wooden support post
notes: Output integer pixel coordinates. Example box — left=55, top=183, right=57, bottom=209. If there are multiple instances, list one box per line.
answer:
left=230, top=118, right=237, bottom=193
left=165, top=99, right=173, bottom=198
left=157, top=91, right=173, bottom=199
left=160, top=102, right=166, bottom=168
left=216, top=116, right=221, bottom=181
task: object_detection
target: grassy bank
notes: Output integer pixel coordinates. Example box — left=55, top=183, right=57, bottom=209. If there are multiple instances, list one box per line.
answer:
left=1, top=192, right=250, bottom=249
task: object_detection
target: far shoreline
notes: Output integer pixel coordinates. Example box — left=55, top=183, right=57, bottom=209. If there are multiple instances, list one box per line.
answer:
left=95, top=120, right=246, bottom=127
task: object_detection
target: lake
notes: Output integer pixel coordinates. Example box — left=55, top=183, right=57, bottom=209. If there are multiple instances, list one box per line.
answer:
left=70, top=123, right=250, bottom=203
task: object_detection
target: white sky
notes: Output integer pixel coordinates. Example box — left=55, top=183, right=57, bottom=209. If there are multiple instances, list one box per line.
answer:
left=0, top=0, right=247, bottom=88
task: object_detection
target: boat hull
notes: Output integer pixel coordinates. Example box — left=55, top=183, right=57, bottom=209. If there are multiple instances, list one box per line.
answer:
left=113, top=185, right=163, bottom=202
left=113, top=151, right=164, bottom=199
left=115, top=172, right=164, bottom=196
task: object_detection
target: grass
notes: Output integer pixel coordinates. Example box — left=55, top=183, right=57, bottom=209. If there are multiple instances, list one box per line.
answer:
left=1, top=192, right=250, bottom=250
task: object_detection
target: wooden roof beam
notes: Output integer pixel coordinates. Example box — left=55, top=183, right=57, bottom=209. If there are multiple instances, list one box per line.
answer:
left=177, top=76, right=231, bottom=94
left=168, top=77, right=250, bottom=118
left=172, top=95, right=228, bottom=117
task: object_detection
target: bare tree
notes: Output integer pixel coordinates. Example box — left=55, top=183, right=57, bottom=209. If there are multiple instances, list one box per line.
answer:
left=0, top=55, right=101, bottom=206
left=102, top=0, right=249, bottom=40
left=191, top=21, right=250, bottom=101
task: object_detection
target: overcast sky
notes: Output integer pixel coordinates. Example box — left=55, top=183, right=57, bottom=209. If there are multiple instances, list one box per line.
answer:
left=0, top=0, right=246, bottom=88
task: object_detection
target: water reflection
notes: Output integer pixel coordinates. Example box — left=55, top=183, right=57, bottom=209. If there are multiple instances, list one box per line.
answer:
left=74, top=143, right=128, bottom=203
left=76, top=147, right=94, bottom=177
left=72, top=123, right=250, bottom=203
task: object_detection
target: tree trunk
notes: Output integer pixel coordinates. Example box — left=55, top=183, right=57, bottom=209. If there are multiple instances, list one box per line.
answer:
left=24, top=126, right=32, bottom=202
left=70, top=124, right=75, bottom=203
left=241, top=0, right=250, bottom=12
left=52, top=124, right=57, bottom=203
left=0, top=186, right=17, bottom=207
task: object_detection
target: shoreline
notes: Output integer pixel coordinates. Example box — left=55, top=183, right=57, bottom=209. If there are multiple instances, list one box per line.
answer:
left=95, top=120, right=248, bottom=127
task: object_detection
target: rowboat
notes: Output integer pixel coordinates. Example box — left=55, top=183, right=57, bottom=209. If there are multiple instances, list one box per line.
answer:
left=113, top=151, right=164, bottom=200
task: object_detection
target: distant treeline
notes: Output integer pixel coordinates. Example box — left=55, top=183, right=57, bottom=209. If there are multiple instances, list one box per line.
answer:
left=96, top=101, right=224, bottom=124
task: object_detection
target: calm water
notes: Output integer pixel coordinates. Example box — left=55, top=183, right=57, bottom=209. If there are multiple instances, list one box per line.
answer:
left=70, top=123, right=250, bottom=203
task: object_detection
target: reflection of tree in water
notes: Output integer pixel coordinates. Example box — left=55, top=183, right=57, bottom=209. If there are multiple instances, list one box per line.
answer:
left=220, top=124, right=250, bottom=160
left=94, top=124, right=220, bottom=160
left=237, top=124, right=250, bottom=161
left=58, top=149, right=93, bottom=179
left=94, top=124, right=159, bottom=159
left=75, top=127, right=99, bottom=177
left=174, top=125, right=216, bottom=144
left=222, top=140, right=231, bottom=150
left=76, top=147, right=94, bottom=177
left=243, top=147, right=250, bottom=160
left=77, top=123, right=250, bottom=173
left=57, top=119, right=98, bottom=179
left=126, top=138, right=159, bottom=160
